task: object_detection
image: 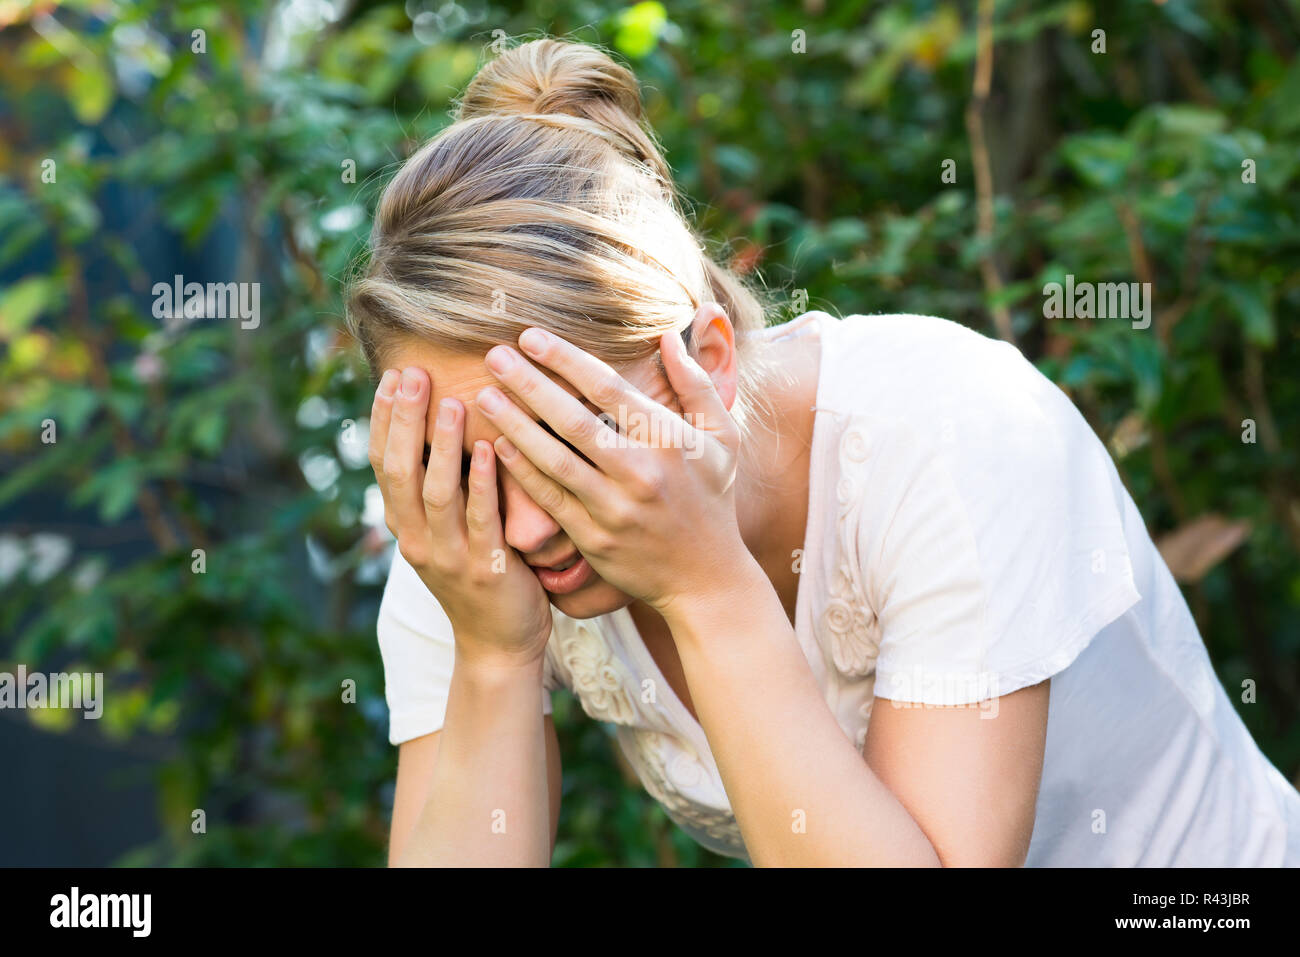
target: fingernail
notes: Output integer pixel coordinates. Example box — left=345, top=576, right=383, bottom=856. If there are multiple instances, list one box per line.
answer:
left=477, top=387, right=503, bottom=413
left=473, top=441, right=489, bottom=466
left=519, top=328, right=549, bottom=356
left=401, top=369, right=420, bottom=397
left=485, top=346, right=516, bottom=374
left=438, top=399, right=456, bottom=427
left=378, top=369, right=398, bottom=397
left=495, top=436, right=517, bottom=458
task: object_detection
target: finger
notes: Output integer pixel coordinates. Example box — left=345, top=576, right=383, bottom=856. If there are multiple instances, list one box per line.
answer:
left=382, top=367, right=432, bottom=543
left=659, top=328, right=731, bottom=433
left=422, top=397, right=468, bottom=542
left=476, top=385, right=608, bottom=507
left=516, top=326, right=660, bottom=423
left=493, top=434, right=593, bottom=540
left=464, top=440, right=505, bottom=555
left=483, top=344, right=626, bottom=475
left=369, top=369, right=403, bottom=532
left=368, top=369, right=400, bottom=479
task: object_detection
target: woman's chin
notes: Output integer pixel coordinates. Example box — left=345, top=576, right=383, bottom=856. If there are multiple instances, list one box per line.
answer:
left=547, top=576, right=631, bottom=620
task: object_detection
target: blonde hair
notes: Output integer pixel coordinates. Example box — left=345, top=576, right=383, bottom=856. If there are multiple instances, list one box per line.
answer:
left=344, top=37, right=776, bottom=433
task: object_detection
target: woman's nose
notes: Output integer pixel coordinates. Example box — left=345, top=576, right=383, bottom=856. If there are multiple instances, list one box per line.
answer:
left=500, top=470, right=562, bottom=555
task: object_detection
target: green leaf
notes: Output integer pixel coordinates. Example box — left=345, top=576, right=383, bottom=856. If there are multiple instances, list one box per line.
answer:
left=192, top=408, right=227, bottom=455
left=0, top=276, right=64, bottom=340
left=64, top=59, right=115, bottom=125
left=1152, top=105, right=1227, bottom=138
left=1219, top=281, right=1275, bottom=347
left=1061, top=134, right=1135, bottom=189
left=614, top=2, right=668, bottom=59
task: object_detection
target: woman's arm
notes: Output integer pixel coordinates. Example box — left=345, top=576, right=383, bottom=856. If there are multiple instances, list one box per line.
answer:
left=390, top=706, right=562, bottom=867
left=863, top=677, right=1048, bottom=867
left=659, top=559, right=916, bottom=866
left=368, top=366, right=562, bottom=867
left=391, top=655, right=558, bottom=867
left=664, top=560, right=1047, bottom=866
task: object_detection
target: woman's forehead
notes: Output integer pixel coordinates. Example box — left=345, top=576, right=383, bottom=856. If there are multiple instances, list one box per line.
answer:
left=386, top=340, right=671, bottom=445
left=393, top=340, right=667, bottom=401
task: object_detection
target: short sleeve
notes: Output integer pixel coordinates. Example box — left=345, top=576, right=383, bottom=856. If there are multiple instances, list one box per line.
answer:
left=376, top=545, right=553, bottom=746
left=840, top=322, right=1142, bottom=706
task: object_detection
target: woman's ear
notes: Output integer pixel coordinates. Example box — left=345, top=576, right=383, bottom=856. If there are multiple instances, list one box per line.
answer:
left=685, top=303, right=738, bottom=410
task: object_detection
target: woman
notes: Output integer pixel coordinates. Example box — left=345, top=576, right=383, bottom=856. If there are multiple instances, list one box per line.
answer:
left=346, top=38, right=1300, bottom=867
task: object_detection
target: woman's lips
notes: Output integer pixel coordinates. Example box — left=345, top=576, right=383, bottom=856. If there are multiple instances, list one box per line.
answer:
left=532, top=555, right=594, bottom=595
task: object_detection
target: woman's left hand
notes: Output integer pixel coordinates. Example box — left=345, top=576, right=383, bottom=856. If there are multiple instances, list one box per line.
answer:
left=475, top=325, right=752, bottom=617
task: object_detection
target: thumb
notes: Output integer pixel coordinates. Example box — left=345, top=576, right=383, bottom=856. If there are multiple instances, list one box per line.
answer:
left=659, top=328, right=731, bottom=433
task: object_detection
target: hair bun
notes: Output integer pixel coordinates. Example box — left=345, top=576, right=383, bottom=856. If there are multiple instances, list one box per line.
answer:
left=458, top=38, right=671, bottom=183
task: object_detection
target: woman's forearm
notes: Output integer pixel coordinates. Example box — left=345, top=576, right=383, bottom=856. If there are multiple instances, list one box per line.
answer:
left=663, top=556, right=941, bottom=867
left=395, top=648, right=551, bottom=867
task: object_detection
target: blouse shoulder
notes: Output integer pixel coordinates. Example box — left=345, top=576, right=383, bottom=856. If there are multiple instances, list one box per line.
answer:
left=806, top=312, right=1141, bottom=705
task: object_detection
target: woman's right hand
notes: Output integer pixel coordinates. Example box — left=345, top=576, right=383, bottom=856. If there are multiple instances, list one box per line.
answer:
left=369, top=366, right=554, bottom=667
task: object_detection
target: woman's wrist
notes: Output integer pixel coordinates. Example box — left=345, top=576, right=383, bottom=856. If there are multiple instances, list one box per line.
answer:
left=453, top=640, right=548, bottom=685
left=655, top=550, right=776, bottom=648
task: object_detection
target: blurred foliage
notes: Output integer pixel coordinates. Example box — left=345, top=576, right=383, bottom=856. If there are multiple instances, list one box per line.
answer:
left=1, top=0, right=1297, bottom=866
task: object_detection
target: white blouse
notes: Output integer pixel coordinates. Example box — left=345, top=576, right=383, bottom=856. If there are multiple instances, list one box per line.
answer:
left=375, top=310, right=1300, bottom=866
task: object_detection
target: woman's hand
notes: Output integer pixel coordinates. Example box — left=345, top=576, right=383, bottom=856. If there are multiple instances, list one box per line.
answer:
left=475, top=327, right=754, bottom=618
left=369, top=367, right=553, bottom=666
